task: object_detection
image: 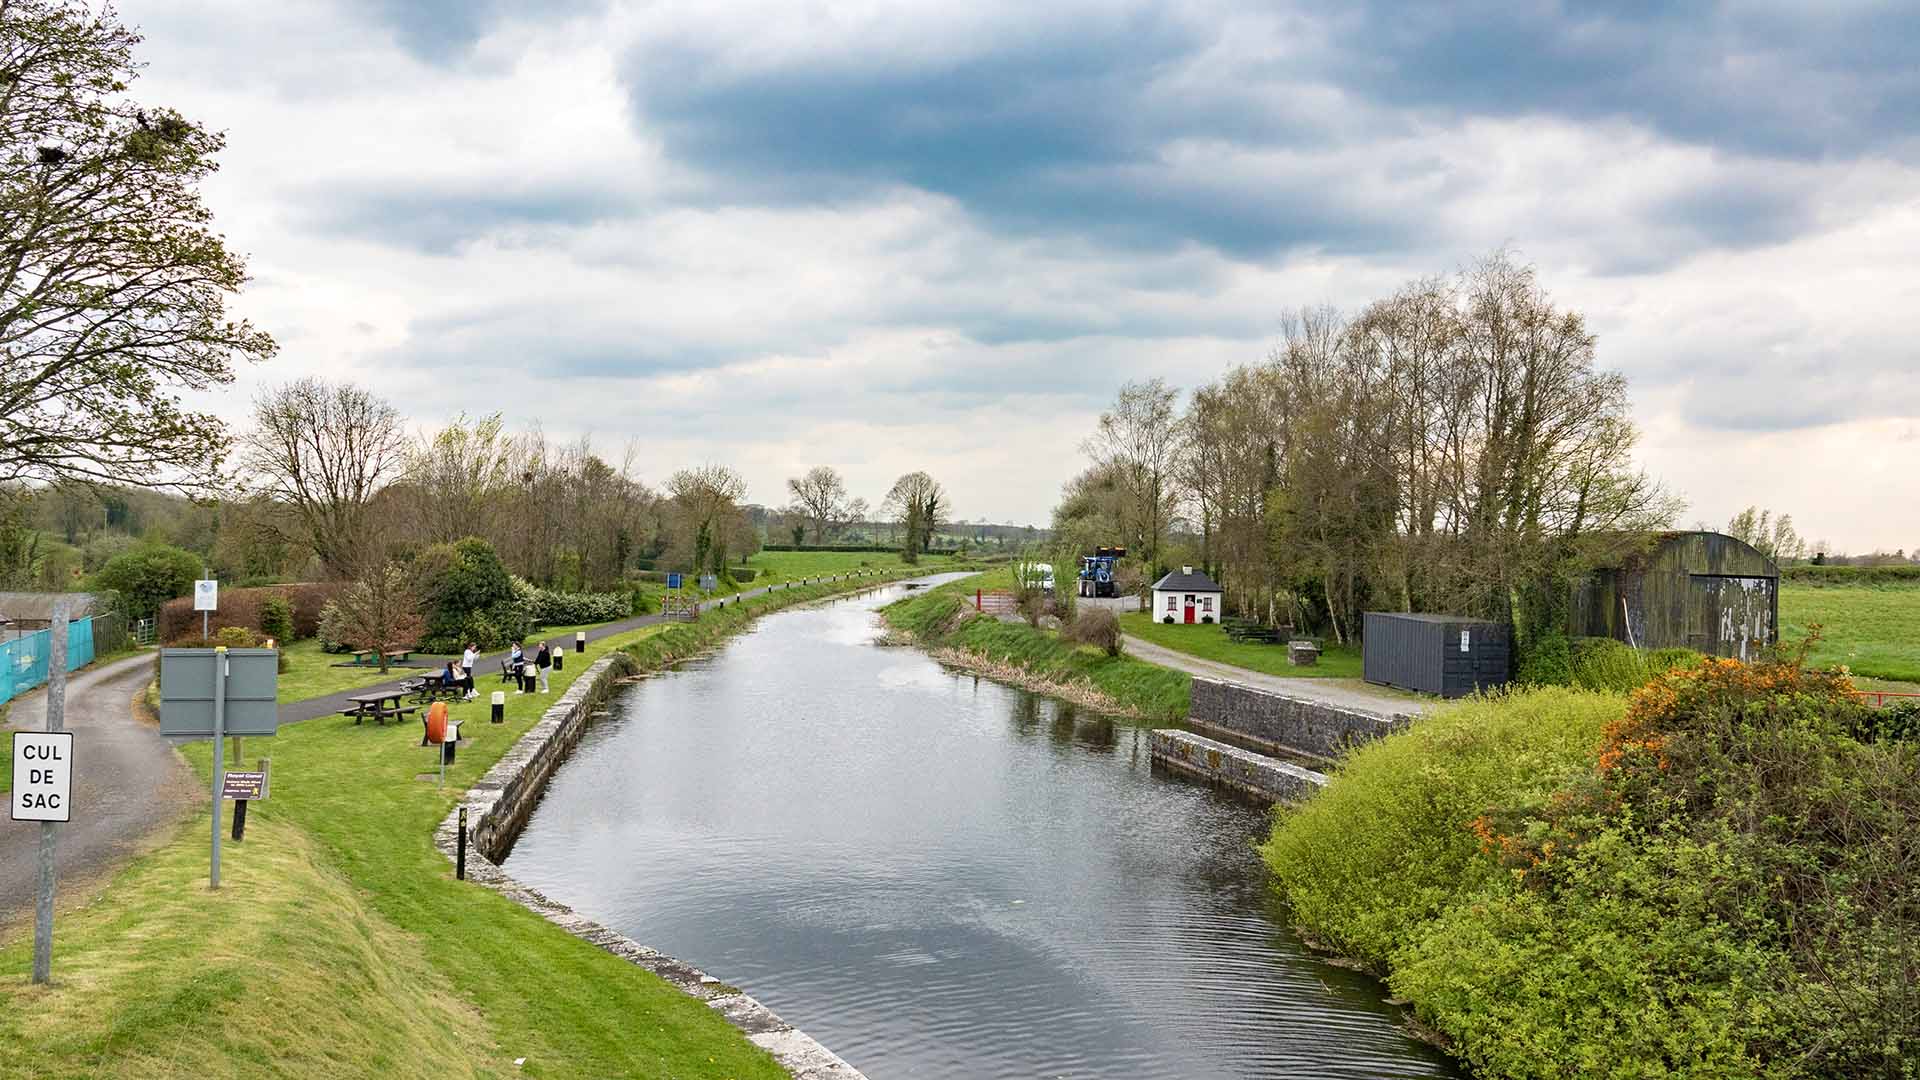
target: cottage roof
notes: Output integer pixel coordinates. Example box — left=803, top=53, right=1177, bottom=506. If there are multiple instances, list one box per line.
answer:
left=1151, top=568, right=1222, bottom=593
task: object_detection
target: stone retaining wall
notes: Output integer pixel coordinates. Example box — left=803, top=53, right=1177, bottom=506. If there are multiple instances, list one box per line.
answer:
left=437, top=630, right=867, bottom=1079
left=1150, top=730, right=1328, bottom=803
left=1189, top=677, right=1411, bottom=763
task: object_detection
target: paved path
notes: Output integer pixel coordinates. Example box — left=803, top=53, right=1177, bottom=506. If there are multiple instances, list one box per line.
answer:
left=1121, top=635, right=1434, bottom=718
left=0, top=653, right=195, bottom=933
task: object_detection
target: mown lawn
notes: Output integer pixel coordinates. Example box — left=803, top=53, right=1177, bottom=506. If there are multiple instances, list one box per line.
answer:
left=1118, top=612, right=1363, bottom=679
left=1780, top=582, right=1920, bottom=683
left=0, top=573, right=919, bottom=1080
left=272, top=636, right=421, bottom=703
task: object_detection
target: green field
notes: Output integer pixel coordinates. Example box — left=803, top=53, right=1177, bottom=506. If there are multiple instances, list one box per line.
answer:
left=1117, top=612, right=1363, bottom=679
left=743, top=548, right=961, bottom=583
left=1780, top=582, right=1920, bottom=683
left=0, top=574, right=920, bottom=1080
left=272, top=637, right=423, bottom=702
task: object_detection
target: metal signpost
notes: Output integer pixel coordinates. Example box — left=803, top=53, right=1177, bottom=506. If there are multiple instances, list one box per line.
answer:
left=193, top=578, right=218, bottom=639
left=666, top=572, right=682, bottom=590
left=158, top=647, right=280, bottom=887
left=13, top=599, right=70, bottom=983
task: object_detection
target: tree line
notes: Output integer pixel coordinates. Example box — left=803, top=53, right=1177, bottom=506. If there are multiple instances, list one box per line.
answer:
left=1055, top=252, right=1681, bottom=658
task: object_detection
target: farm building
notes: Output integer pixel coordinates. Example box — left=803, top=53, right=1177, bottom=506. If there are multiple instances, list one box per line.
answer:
left=1152, top=567, right=1223, bottom=624
left=1569, top=531, right=1778, bottom=659
left=1362, top=612, right=1510, bottom=697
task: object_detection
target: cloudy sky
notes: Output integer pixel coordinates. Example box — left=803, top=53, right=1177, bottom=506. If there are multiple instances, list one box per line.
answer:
left=133, top=1, right=1919, bottom=551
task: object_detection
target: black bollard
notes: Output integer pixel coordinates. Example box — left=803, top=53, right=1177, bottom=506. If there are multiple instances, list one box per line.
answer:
left=456, top=806, right=468, bottom=880
left=553, top=649, right=563, bottom=672
left=231, top=799, right=248, bottom=842
left=575, top=631, right=585, bottom=654
left=490, top=690, right=505, bottom=723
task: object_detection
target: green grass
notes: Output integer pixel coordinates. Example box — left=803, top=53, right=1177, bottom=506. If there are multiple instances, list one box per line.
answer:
left=883, top=572, right=1191, bottom=721
left=744, top=548, right=961, bottom=584
left=1117, top=611, right=1363, bottom=678
left=0, top=571, right=928, bottom=1079
left=272, top=637, right=419, bottom=703
left=1781, top=581, right=1920, bottom=683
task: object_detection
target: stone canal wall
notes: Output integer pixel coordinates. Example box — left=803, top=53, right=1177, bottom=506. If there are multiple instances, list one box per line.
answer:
left=1187, top=677, right=1411, bottom=764
left=1150, top=730, right=1328, bottom=803
left=438, top=634, right=867, bottom=1079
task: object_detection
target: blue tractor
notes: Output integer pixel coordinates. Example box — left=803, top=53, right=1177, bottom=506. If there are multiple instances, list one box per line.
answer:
left=1078, top=547, right=1127, bottom=598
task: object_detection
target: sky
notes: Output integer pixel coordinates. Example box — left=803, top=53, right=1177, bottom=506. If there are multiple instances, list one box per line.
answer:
left=130, top=1, right=1920, bottom=551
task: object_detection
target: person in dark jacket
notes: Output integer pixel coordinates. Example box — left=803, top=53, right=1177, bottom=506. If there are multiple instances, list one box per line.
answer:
left=535, top=641, right=552, bottom=693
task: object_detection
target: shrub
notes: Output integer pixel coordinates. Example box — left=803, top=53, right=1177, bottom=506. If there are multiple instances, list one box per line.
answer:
left=416, top=538, right=529, bottom=653
left=156, top=582, right=344, bottom=642
left=527, top=586, right=628, bottom=626
left=212, top=625, right=261, bottom=648
left=317, top=600, right=351, bottom=653
left=628, top=589, right=657, bottom=616
left=1850, top=699, right=1920, bottom=744
left=260, top=595, right=295, bottom=643
left=1514, top=628, right=1573, bottom=686
left=1569, top=636, right=1649, bottom=692
left=1064, top=607, right=1123, bottom=657
left=1647, top=646, right=1704, bottom=674
left=92, top=543, right=200, bottom=621
left=1262, top=687, right=1620, bottom=967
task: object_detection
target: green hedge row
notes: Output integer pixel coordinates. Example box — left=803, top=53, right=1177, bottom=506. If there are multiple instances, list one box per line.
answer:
left=1781, top=563, right=1920, bottom=586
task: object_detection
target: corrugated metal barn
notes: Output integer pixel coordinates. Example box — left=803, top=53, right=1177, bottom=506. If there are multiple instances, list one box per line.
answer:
left=1362, top=612, right=1510, bottom=697
left=1569, top=531, right=1778, bottom=659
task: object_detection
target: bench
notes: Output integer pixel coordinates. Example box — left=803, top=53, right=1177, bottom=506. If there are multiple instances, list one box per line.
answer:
left=384, top=649, right=412, bottom=663
left=404, top=677, right=463, bottom=704
left=349, top=649, right=375, bottom=666
left=339, top=703, right=419, bottom=725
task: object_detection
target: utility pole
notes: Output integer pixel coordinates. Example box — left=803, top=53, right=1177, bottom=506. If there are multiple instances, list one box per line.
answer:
left=33, top=598, right=69, bottom=984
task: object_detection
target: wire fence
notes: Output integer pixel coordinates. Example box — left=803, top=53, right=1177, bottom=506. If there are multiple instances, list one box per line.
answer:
left=0, top=617, right=99, bottom=706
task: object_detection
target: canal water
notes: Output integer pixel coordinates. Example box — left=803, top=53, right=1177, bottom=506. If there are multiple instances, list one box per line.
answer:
left=507, top=579, right=1459, bottom=1079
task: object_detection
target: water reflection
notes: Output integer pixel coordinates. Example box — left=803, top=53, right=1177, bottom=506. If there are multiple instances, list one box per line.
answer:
left=507, top=583, right=1459, bottom=1079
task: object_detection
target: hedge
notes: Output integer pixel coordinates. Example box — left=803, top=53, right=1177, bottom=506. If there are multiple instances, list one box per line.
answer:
left=157, top=582, right=345, bottom=642
left=1781, top=564, right=1920, bottom=586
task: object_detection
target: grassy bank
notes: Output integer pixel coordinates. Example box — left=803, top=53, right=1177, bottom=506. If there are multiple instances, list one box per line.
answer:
left=883, top=573, right=1190, bottom=721
left=1118, top=611, right=1362, bottom=678
left=1, top=570, right=929, bottom=1079
left=1265, top=662, right=1920, bottom=1078
left=1780, top=580, right=1920, bottom=683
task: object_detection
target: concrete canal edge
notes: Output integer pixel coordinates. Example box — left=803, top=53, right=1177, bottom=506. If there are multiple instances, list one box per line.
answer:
left=1150, top=678, right=1415, bottom=804
left=435, top=642, right=869, bottom=1079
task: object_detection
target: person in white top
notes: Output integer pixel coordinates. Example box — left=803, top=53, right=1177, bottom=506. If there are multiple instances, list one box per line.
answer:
left=461, top=643, right=479, bottom=700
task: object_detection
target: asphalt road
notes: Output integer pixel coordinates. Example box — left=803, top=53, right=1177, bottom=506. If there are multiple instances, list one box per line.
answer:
left=0, top=652, right=195, bottom=933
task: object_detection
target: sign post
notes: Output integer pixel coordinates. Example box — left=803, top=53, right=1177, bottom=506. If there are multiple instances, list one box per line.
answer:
left=194, top=578, right=218, bottom=640
left=12, top=597, right=72, bottom=984
left=158, top=647, right=280, bottom=887
left=210, top=646, right=226, bottom=888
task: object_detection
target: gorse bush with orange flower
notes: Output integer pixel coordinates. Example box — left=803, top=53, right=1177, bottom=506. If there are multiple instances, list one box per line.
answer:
left=1265, top=650, right=1920, bottom=1080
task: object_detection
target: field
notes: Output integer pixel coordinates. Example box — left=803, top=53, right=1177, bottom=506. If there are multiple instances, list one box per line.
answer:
left=1117, top=612, right=1363, bottom=679
left=272, top=637, right=425, bottom=702
left=1780, top=581, right=1920, bottom=684
left=0, top=575, right=920, bottom=1080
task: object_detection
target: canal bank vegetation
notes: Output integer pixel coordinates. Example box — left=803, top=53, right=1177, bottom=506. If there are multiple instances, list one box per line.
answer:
left=882, top=571, right=1189, bottom=721
left=1263, top=654, right=1920, bottom=1079
left=0, top=572, right=923, bottom=1080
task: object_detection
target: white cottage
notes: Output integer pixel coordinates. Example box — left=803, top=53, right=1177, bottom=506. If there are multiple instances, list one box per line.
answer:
left=1150, top=567, right=1224, bottom=624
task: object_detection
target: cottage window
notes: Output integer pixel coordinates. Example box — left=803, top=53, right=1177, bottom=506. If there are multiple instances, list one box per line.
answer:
left=1202, top=597, right=1213, bottom=612
left=1165, top=595, right=1177, bottom=611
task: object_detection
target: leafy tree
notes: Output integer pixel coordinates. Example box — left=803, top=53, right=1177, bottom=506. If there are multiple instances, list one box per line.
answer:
left=0, top=1, right=275, bottom=493
left=93, top=542, right=200, bottom=621
left=1727, top=506, right=1807, bottom=563
left=883, top=471, right=946, bottom=563
left=413, top=536, right=527, bottom=652
left=329, top=564, right=425, bottom=674
left=665, top=465, right=746, bottom=575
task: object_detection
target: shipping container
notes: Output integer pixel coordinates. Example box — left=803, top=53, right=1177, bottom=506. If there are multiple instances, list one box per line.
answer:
left=1362, top=612, right=1510, bottom=697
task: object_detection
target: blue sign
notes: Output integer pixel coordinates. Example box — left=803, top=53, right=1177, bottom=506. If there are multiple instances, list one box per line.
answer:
left=666, top=572, right=683, bottom=589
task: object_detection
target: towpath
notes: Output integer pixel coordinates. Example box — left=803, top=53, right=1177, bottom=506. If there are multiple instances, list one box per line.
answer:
left=0, top=652, right=196, bottom=933
left=1121, top=635, right=1435, bottom=718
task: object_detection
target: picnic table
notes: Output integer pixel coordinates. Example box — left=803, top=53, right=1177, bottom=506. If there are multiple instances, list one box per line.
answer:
left=404, top=675, right=463, bottom=704
left=340, top=689, right=417, bottom=726
left=349, top=649, right=376, bottom=666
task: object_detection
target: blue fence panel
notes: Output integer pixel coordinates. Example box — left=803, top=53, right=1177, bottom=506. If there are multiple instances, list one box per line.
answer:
left=0, top=617, right=97, bottom=706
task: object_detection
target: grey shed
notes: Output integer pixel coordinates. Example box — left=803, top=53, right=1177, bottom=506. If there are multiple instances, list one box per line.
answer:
left=1362, top=612, right=1510, bottom=698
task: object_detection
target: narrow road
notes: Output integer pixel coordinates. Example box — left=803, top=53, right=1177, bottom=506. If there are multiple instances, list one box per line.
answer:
left=1121, top=635, right=1434, bottom=718
left=0, top=653, right=194, bottom=933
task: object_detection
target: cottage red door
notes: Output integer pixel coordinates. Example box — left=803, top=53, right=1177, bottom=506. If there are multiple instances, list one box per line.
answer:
left=1183, top=599, right=1195, bottom=624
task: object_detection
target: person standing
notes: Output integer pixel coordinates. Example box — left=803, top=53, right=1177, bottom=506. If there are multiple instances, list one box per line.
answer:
left=509, top=641, right=525, bottom=693
left=535, top=641, right=552, bottom=693
left=461, top=642, right=479, bottom=700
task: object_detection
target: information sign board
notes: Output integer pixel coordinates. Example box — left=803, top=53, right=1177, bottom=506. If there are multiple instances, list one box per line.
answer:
left=159, top=648, right=282, bottom=737
left=666, top=572, right=682, bottom=589
left=11, top=732, right=73, bottom=822
left=193, top=579, right=219, bottom=612
left=221, top=771, right=267, bottom=800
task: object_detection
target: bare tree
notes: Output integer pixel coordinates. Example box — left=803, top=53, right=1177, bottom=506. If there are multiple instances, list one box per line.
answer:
left=0, top=1, right=276, bottom=493
left=665, top=464, right=747, bottom=574
left=240, top=378, right=406, bottom=577
left=1084, top=379, right=1180, bottom=577
left=329, top=563, right=424, bottom=674
left=882, top=471, right=946, bottom=563
left=786, top=466, right=850, bottom=543
left=402, top=412, right=516, bottom=544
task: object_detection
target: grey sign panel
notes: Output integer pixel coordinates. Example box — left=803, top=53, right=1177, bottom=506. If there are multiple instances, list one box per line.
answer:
left=158, top=648, right=282, bottom=736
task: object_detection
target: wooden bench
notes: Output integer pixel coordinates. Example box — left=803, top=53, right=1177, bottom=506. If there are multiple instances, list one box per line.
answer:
left=349, top=649, right=375, bottom=666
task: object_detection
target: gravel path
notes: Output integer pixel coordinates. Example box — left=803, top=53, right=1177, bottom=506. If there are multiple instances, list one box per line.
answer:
left=1121, top=635, right=1434, bottom=718
left=0, top=653, right=195, bottom=933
